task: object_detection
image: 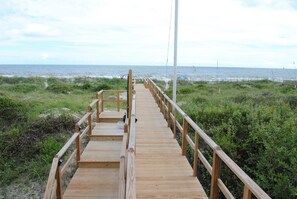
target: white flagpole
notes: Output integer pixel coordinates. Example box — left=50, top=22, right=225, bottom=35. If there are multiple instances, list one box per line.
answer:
left=173, top=0, right=178, bottom=104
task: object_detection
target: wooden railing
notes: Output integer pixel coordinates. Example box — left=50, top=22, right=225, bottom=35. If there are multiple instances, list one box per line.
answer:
left=145, top=79, right=271, bottom=199
left=43, top=132, right=81, bottom=199
left=124, top=69, right=136, bottom=199
left=125, top=94, right=136, bottom=199
left=43, top=89, right=128, bottom=199
left=99, top=90, right=127, bottom=113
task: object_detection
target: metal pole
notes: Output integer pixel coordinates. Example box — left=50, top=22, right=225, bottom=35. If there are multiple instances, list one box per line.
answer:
left=173, top=0, right=178, bottom=104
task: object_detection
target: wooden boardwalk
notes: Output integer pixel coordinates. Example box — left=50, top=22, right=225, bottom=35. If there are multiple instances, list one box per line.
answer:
left=62, top=85, right=207, bottom=199
left=44, top=77, right=271, bottom=199
left=135, top=84, right=208, bottom=199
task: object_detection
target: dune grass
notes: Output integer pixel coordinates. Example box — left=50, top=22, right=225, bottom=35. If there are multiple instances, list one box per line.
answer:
left=156, top=79, right=297, bottom=199
left=0, top=76, right=127, bottom=194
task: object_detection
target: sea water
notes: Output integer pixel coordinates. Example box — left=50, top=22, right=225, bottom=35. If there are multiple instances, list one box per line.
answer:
left=0, top=64, right=296, bottom=82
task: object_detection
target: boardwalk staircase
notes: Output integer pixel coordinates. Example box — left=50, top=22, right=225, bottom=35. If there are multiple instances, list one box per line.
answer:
left=44, top=70, right=271, bottom=199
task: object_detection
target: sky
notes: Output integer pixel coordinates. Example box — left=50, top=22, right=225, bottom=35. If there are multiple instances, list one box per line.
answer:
left=0, top=0, right=297, bottom=68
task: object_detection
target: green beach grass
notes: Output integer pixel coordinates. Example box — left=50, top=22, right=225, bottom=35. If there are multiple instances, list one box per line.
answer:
left=0, top=77, right=296, bottom=198
left=0, top=76, right=127, bottom=198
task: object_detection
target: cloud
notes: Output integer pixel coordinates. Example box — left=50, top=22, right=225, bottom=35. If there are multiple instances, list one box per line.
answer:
left=0, top=0, right=296, bottom=68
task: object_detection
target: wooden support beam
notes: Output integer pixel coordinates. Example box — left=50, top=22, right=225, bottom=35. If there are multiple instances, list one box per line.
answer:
left=210, top=150, right=222, bottom=199
left=117, top=91, right=120, bottom=112
left=55, top=164, right=62, bottom=199
left=88, top=106, right=92, bottom=135
left=174, top=109, right=177, bottom=138
left=76, top=134, right=80, bottom=162
left=101, top=92, right=104, bottom=112
left=243, top=185, right=252, bottom=199
left=193, top=132, right=199, bottom=176
left=96, top=93, right=99, bottom=122
left=182, top=118, right=188, bottom=156
left=167, top=102, right=171, bottom=127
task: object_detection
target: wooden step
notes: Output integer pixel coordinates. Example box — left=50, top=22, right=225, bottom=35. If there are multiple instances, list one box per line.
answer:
left=63, top=168, right=119, bottom=198
left=90, top=122, right=124, bottom=141
left=89, top=135, right=123, bottom=141
left=78, top=161, right=120, bottom=168
left=78, top=140, right=121, bottom=168
left=99, top=111, right=125, bottom=122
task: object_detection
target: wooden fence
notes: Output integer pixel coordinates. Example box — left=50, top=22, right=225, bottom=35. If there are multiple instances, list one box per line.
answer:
left=144, top=79, right=271, bottom=199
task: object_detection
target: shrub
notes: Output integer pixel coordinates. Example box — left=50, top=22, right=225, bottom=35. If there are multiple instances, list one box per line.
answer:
left=0, top=114, right=75, bottom=183
left=0, top=96, right=27, bottom=129
left=93, top=83, right=111, bottom=91
left=178, top=87, right=194, bottom=94
left=284, top=95, right=297, bottom=109
left=40, top=136, right=67, bottom=164
left=9, top=83, right=40, bottom=93
left=46, top=83, right=72, bottom=94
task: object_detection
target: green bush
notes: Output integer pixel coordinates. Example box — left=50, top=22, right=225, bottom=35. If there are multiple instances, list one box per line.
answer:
left=0, top=96, right=27, bottom=129
left=93, top=83, right=111, bottom=91
left=284, top=95, right=297, bottom=109
left=160, top=79, right=297, bottom=199
left=0, top=114, right=75, bottom=183
left=47, top=83, right=72, bottom=94
left=178, top=87, right=194, bottom=94
left=41, top=136, right=66, bottom=164
left=9, top=83, right=39, bottom=93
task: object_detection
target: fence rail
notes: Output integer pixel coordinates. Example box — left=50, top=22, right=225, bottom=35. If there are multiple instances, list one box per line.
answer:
left=145, top=79, right=271, bottom=199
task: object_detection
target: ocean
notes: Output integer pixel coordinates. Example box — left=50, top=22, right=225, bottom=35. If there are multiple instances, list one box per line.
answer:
left=0, top=64, right=296, bottom=82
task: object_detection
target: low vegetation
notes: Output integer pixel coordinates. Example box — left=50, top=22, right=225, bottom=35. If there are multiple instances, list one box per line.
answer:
left=158, top=80, right=297, bottom=199
left=1, top=76, right=296, bottom=198
left=0, top=76, right=126, bottom=198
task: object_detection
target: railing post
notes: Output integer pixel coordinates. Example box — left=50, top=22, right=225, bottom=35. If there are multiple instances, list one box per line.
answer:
left=160, top=95, right=163, bottom=113
left=243, top=185, right=252, bottom=199
left=167, top=102, right=171, bottom=127
left=182, top=117, right=188, bottom=156
left=174, top=109, right=177, bottom=138
left=128, top=70, right=133, bottom=121
left=76, top=134, right=81, bottom=162
left=101, top=92, right=104, bottom=112
left=56, top=160, right=63, bottom=199
left=193, top=132, right=199, bottom=176
left=117, top=91, right=120, bottom=112
left=210, top=150, right=222, bottom=199
left=163, top=97, right=166, bottom=119
left=88, top=106, right=92, bottom=135
left=96, top=93, right=99, bottom=122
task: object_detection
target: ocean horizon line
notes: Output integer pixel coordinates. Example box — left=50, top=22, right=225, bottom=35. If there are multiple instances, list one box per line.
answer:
left=1, top=64, right=296, bottom=70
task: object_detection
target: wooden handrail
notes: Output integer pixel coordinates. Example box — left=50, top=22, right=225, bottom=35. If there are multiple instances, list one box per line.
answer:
left=76, top=112, right=91, bottom=126
left=128, top=95, right=136, bottom=151
left=44, top=158, right=59, bottom=199
left=125, top=69, right=136, bottom=199
left=88, top=99, right=98, bottom=108
left=216, top=150, right=270, bottom=198
left=103, top=90, right=127, bottom=92
left=146, top=79, right=271, bottom=199
left=119, top=134, right=128, bottom=199
left=56, top=133, right=79, bottom=158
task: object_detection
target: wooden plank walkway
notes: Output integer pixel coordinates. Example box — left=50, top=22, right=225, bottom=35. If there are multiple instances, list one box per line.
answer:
left=135, top=84, right=208, bottom=199
left=63, top=85, right=207, bottom=199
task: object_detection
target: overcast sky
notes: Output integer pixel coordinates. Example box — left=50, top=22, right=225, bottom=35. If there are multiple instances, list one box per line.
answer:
left=0, top=0, right=297, bottom=68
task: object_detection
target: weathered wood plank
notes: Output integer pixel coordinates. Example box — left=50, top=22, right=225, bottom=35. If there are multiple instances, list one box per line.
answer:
left=135, top=84, right=208, bottom=199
